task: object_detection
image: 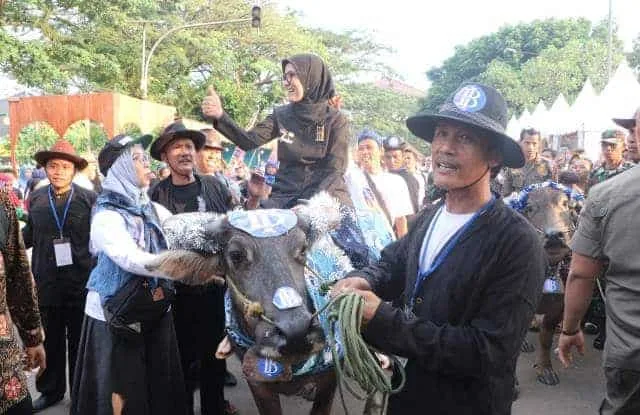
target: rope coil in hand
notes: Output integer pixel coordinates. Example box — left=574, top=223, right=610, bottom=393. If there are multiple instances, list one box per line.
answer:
left=315, top=292, right=406, bottom=414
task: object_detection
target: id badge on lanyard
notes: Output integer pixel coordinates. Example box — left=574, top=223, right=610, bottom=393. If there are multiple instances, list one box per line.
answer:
left=53, top=237, right=73, bottom=267
left=49, top=186, right=74, bottom=267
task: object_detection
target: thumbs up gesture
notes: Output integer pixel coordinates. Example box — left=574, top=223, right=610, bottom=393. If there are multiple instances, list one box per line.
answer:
left=201, top=86, right=223, bottom=120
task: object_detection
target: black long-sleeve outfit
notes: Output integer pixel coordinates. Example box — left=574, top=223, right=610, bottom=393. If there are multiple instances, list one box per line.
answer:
left=351, top=200, right=546, bottom=415
left=212, top=106, right=352, bottom=209
left=22, top=184, right=96, bottom=400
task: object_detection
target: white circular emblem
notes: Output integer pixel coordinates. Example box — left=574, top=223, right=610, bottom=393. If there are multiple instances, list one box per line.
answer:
left=453, top=85, right=487, bottom=113
left=228, top=210, right=297, bottom=238
left=273, top=286, right=303, bottom=310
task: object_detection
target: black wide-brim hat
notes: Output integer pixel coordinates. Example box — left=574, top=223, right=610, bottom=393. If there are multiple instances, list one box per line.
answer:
left=150, top=121, right=206, bottom=161
left=612, top=110, right=638, bottom=131
left=98, top=134, right=153, bottom=176
left=406, top=82, right=525, bottom=169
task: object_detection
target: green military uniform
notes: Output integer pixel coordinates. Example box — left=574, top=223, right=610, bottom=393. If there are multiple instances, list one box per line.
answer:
left=587, top=161, right=636, bottom=190
left=501, top=158, right=554, bottom=196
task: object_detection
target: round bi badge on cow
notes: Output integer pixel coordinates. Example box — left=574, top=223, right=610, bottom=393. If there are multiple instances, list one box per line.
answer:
left=228, top=210, right=297, bottom=238
left=453, top=84, right=487, bottom=113
left=257, top=357, right=284, bottom=379
left=273, top=287, right=303, bottom=310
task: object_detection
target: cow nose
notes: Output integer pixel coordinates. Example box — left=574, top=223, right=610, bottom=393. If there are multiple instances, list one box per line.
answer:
left=545, top=229, right=565, bottom=241
left=275, top=312, right=312, bottom=344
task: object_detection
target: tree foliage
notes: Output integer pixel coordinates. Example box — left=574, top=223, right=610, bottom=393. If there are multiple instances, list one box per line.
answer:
left=1, top=0, right=411, bottom=143
left=340, top=82, right=423, bottom=151
left=628, top=34, right=640, bottom=77
left=422, top=18, right=625, bottom=115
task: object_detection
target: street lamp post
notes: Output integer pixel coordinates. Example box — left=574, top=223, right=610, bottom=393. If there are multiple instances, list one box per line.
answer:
left=139, top=6, right=261, bottom=99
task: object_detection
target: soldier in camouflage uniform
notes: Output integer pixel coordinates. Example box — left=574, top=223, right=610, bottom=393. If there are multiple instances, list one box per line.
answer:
left=587, top=129, right=636, bottom=191
left=501, top=128, right=554, bottom=197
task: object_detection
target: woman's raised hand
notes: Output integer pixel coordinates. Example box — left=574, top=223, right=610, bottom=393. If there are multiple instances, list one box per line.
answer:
left=201, top=86, right=223, bottom=120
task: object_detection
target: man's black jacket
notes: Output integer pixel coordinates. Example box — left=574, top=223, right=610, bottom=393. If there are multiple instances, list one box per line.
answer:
left=22, top=184, right=96, bottom=306
left=352, top=198, right=546, bottom=415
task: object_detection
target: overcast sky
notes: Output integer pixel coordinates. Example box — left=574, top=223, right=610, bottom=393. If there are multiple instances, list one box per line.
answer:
left=276, top=0, right=640, bottom=90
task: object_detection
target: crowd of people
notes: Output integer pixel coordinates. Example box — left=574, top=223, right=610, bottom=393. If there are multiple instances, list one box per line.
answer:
left=1, top=51, right=639, bottom=415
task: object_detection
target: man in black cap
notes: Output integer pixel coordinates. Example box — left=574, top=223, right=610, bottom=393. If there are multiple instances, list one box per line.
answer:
left=149, top=121, right=236, bottom=415
left=613, top=108, right=640, bottom=163
left=23, top=140, right=97, bottom=411
left=383, top=136, right=421, bottom=212
left=333, top=82, right=546, bottom=415
left=588, top=129, right=635, bottom=190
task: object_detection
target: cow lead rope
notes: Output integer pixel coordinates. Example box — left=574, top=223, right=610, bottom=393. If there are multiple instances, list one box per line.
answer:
left=314, top=292, right=406, bottom=415
left=226, top=269, right=406, bottom=414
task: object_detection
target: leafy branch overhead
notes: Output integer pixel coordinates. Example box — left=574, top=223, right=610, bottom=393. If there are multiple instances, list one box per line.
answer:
left=421, top=18, right=626, bottom=116
left=0, top=0, right=418, bottom=148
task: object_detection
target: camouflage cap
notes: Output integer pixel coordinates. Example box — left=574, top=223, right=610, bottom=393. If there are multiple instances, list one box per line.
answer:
left=601, top=129, right=626, bottom=144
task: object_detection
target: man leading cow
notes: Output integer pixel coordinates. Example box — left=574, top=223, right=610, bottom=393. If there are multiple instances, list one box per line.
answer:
left=334, top=82, right=546, bottom=415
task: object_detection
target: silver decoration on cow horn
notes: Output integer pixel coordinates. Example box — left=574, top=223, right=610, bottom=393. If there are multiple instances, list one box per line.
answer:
left=162, top=212, right=226, bottom=253
left=294, top=192, right=342, bottom=241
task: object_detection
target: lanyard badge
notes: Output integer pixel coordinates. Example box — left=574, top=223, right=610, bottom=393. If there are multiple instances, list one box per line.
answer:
left=48, top=186, right=74, bottom=267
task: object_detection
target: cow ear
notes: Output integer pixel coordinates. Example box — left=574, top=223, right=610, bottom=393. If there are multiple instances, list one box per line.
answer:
left=294, top=191, right=342, bottom=245
left=145, top=249, right=225, bottom=286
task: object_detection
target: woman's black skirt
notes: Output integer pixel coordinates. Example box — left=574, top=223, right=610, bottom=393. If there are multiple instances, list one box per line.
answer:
left=71, top=311, right=187, bottom=415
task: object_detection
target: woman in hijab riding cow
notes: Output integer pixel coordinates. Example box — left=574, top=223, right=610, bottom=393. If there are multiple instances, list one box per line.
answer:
left=201, top=53, right=369, bottom=267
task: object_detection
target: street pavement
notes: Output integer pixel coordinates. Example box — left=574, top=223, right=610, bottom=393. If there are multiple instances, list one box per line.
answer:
left=31, top=330, right=604, bottom=414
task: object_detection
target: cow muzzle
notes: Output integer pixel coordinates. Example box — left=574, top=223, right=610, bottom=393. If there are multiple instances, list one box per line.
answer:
left=255, top=312, right=325, bottom=360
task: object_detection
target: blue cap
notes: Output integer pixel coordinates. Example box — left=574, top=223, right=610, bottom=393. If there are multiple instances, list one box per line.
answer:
left=357, top=128, right=383, bottom=147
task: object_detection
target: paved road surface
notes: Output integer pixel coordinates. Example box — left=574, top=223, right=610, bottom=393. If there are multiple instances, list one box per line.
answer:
left=31, top=331, right=604, bottom=414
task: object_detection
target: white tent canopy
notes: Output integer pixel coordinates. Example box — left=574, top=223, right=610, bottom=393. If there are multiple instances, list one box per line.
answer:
left=547, top=93, right=571, bottom=134
left=506, top=114, right=520, bottom=139
left=529, top=100, right=548, bottom=132
left=514, top=59, right=640, bottom=161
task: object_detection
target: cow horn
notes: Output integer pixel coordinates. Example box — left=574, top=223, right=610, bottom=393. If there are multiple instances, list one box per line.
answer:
left=294, top=192, right=342, bottom=238
left=162, top=212, right=227, bottom=253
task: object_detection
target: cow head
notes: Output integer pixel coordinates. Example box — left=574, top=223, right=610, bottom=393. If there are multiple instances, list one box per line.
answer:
left=146, top=193, right=343, bottom=361
left=506, top=181, right=583, bottom=265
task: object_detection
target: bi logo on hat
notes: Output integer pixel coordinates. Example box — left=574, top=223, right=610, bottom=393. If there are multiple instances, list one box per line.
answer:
left=453, top=84, right=487, bottom=113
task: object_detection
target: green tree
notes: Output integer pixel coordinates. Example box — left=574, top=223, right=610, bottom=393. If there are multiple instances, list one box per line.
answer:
left=1, top=0, right=393, bottom=126
left=340, top=82, right=425, bottom=152
left=628, top=33, right=640, bottom=77
left=15, top=122, right=58, bottom=165
left=422, top=18, right=624, bottom=114
left=63, top=121, right=108, bottom=155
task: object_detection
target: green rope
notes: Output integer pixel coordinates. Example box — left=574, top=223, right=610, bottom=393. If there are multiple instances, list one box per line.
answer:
left=316, top=292, right=406, bottom=414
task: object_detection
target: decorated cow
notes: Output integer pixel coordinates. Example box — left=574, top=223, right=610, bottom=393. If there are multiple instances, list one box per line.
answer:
left=505, top=181, right=584, bottom=386
left=146, top=193, right=365, bottom=414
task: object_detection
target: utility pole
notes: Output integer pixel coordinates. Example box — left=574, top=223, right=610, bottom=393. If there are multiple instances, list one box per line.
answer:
left=137, top=6, right=261, bottom=100
left=607, top=0, right=613, bottom=81
left=132, top=20, right=165, bottom=98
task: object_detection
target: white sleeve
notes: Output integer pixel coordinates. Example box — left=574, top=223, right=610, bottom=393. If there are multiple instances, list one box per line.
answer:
left=389, top=176, right=415, bottom=219
left=90, top=210, right=161, bottom=278
left=153, top=202, right=173, bottom=225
